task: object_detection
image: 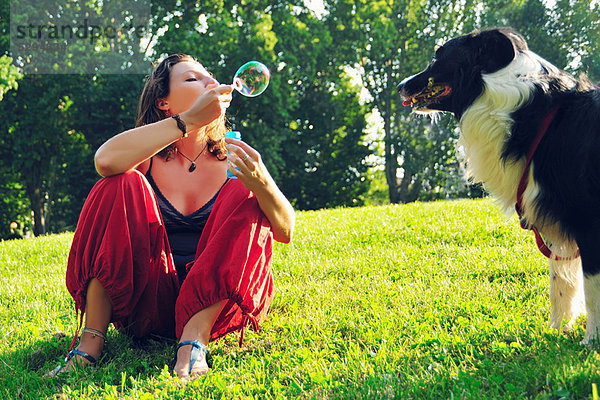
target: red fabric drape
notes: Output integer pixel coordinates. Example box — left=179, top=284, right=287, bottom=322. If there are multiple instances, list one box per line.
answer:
left=176, top=177, right=274, bottom=340
left=65, top=170, right=273, bottom=342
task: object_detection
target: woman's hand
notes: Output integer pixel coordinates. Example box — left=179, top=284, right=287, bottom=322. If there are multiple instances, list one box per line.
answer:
left=225, top=138, right=271, bottom=193
left=225, top=137, right=295, bottom=243
left=180, top=84, right=233, bottom=131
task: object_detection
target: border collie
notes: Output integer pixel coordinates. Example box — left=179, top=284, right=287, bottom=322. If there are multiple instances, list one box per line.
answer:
left=398, top=27, right=600, bottom=344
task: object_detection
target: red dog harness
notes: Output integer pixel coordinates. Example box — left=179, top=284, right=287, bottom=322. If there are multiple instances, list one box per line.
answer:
left=515, top=106, right=580, bottom=261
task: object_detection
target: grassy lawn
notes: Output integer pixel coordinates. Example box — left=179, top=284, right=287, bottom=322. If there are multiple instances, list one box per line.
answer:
left=1, top=198, right=600, bottom=399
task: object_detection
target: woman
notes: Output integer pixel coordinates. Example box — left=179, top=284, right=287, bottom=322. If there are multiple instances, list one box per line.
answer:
left=45, top=54, right=295, bottom=379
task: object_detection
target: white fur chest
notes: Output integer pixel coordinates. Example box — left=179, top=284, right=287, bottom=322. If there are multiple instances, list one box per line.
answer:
left=458, top=95, right=528, bottom=215
left=457, top=52, right=543, bottom=216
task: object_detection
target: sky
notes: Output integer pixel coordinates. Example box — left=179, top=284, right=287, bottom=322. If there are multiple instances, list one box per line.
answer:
left=303, top=0, right=327, bottom=17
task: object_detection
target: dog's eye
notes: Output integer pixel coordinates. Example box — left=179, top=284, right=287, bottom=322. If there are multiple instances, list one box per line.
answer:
left=431, top=57, right=437, bottom=63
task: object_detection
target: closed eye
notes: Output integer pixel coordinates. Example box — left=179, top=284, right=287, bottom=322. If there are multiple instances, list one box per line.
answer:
left=185, top=77, right=197, bottom=82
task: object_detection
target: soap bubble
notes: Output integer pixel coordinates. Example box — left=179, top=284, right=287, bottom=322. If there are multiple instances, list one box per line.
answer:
left=232, top=61, right=270, bottom=97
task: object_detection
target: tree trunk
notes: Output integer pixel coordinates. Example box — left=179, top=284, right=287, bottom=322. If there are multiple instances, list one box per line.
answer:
left=29, top=189, right=45, bottom=236
left=382, top=97, right=400, bottom=204
left=44, top=156, right=57, bottom=232
left=406, top=174, right=422, bottom=203
left=397, top=169, right=413, bottom=203
left=398, top=167, right=423, bottom=204
left=24, top=163, right=45, bottom=236
left=384, top=140, right=399, bottom=204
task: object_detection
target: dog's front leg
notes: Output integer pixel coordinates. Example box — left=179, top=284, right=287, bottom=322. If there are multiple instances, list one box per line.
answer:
left=575, top=236, right=600, bottom=345
left=582, top=274, right=600, bottom=345
left=549, top=256, right=585, bottom=330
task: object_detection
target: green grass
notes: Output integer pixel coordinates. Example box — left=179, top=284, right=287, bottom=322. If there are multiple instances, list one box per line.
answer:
left=1, top=198, right=600, bottom=399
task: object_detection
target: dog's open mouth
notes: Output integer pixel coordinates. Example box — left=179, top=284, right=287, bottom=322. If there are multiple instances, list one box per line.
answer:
left=402, top=84, right=452, bottom=107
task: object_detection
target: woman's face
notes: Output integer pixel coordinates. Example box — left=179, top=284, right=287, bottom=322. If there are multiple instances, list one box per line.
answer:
left=163, top=60, right=219, bottom=115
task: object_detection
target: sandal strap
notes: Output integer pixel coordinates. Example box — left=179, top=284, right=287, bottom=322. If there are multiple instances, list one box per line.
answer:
left=50, top=364, right=64, bottom=377
left=176, top=340, right=209, bottom=375
left=176, top=340, right=209, bottom=354
left=45, top=348, right=97, bottom=378
left=66, top=348, right=98, bottom=365
left=82, top=327, right=107, bottom=342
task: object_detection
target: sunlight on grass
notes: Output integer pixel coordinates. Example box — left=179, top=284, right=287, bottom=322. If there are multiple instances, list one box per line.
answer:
left=1, top=199, right=599, bottom=399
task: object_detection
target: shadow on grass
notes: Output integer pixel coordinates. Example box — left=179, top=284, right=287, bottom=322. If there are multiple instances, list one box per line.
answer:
left=0, top=330, right=179, bottom=399
left=328, top=328, right=599, bottom=400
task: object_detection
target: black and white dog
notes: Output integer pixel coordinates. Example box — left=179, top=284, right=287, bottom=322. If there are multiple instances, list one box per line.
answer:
left=398, top=27, right=600, bottom=344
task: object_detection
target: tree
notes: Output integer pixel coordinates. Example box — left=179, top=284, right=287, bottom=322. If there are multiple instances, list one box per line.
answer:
left=327, top=0, right=482, bottom=203
left=0, top=55, right=21, bottom=100
left=0, top=165, right=29, bottom=239
left=0, top=4, right=25, bottom=238
left=149, top=0, right=372, bottom=209
left=280, top=71, right=371, bottom=209
left=2, top=0, right=598, bottom=235
left=0, top=75, right=79, bottom=235
left=56, top=74, right=145, bottom=231
left=0, top=0, right=150, bottom=235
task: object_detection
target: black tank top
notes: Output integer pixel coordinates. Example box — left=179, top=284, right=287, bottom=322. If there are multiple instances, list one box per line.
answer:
left=145, top=158, right=225, bottom=284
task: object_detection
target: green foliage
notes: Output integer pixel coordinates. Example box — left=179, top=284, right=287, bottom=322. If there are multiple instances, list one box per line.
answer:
left=2, top=199, right=600, bottom=398
left=149, top=0, right=372, bottom=208
left=0, top=55, right=22, bottom=101
left=0, top=0, right=9, bottom=55
left=52, top=74, right=146, bottom=231
left=0, top=72, right=145, bottom=234
left=0, top=166, right=29, bottom=239
left=0, top=75, right=88, bottom=235
left=280, top=70, right=371, bottom=209
left=0, top=0, right=150, bottom=234
left=364, top=168, right=390, bottom=206
left=549, top=0, right=600, bottom=82
left=8, top=0, right=150, bottom=74
left=326, top=0, right=483, bottom=203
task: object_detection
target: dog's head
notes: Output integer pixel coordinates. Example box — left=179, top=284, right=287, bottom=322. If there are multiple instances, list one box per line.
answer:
left=398, top=28, right=529, bottom=118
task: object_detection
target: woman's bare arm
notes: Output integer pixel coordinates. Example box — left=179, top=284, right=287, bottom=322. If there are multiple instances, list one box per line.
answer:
left=94, top=118, right=184, bottom=177
left=94, top=85, right=232, bottom=177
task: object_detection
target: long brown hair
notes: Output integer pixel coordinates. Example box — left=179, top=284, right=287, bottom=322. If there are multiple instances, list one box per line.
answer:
left=136, top=53, right=228, bottom=160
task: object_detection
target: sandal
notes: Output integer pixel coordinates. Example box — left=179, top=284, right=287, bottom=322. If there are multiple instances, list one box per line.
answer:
left=43, top=328, right=107, bottom=378
left=174, top=340, right=210, bottom=378
left=43, top=348, right=98, bottom=378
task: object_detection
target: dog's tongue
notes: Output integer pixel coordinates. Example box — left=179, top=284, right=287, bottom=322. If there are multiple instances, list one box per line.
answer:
left=402, top=99, right=413, bottom=106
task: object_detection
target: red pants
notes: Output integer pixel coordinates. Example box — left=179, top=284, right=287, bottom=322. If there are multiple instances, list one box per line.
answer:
left=66, top=170, right=274, bottom=342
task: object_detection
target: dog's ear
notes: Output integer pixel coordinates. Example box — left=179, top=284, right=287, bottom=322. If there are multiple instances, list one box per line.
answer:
left=471, top=29, right=516, bottom=73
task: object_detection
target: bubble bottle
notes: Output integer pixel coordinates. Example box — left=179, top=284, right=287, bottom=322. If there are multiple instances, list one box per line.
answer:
left=225, top=130, right=242, bottom=179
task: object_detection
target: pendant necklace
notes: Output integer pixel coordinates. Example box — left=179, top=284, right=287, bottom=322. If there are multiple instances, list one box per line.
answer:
left=177, top=143, right=208, bottom=172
